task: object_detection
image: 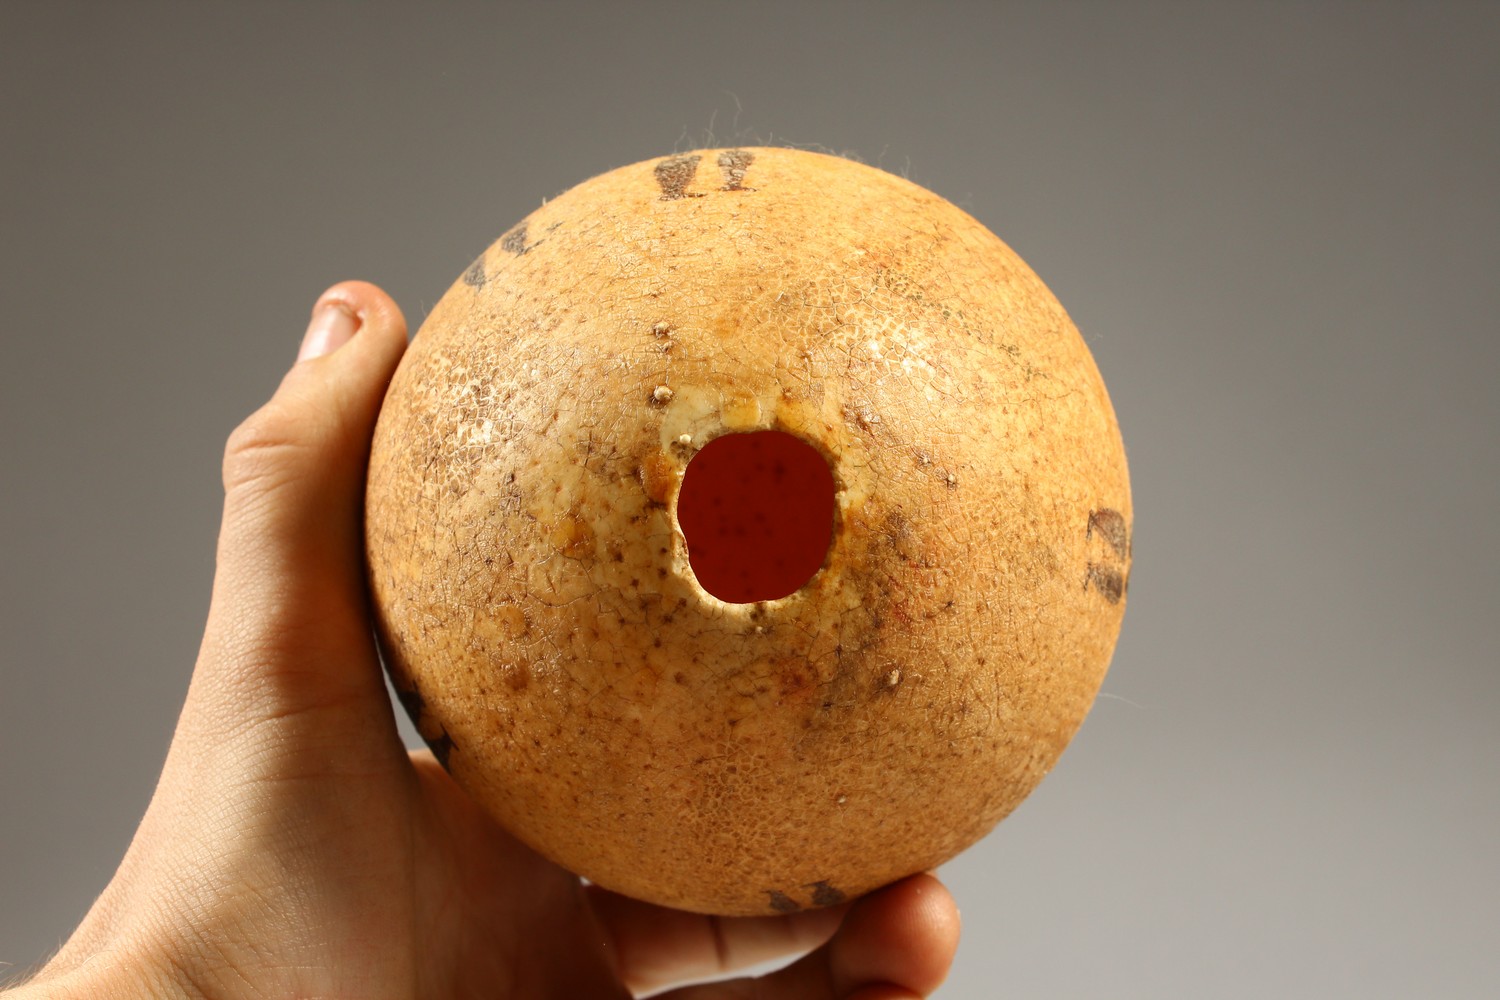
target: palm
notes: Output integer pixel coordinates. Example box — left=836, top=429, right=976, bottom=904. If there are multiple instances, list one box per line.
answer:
left=405, top=752, right=629, bottom=999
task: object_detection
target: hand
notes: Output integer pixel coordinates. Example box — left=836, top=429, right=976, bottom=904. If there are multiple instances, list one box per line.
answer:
left=11, top=282, right=961, bottom=1000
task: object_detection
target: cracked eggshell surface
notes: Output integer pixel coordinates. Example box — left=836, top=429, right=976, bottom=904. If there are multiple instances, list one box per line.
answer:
left=365, top=147, right=1132, bottom=916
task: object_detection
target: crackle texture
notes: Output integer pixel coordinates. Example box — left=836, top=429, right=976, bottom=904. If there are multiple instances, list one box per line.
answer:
left=365, top=147, right=1132, bottom=916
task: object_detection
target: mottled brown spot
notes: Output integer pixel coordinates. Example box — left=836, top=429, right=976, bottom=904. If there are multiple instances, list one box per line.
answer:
left=717, top=148, right=755, bottom=191
left=1085, top=562, right=1125, bottom=603
left=395, top=682, right=425, bottom=721
left=1087, top=508, right=1130, bottom=558
left=654, top=154, right=703, bottom=200
left=767, top=890, right=800, bottom=913
left=462, top=256, right=487, bottom=288
left=809, top=881, right=846, bottom=907
left=427, top=732, right=454, bottom=769
left=501, top=223, right=531, bottom=255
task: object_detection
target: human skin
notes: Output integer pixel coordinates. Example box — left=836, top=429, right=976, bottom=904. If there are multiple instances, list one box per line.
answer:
left=2, top=282, right=960, bottom=1000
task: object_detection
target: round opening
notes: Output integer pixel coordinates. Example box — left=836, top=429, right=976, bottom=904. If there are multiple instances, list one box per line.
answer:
left=675, top=430, right=836, bottom=604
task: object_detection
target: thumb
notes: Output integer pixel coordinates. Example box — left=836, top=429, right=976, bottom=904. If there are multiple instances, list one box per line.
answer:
left=193, top=281, right=409, bottom=740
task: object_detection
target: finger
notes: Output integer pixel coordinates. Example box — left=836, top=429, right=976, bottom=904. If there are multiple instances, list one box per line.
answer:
left=194, top=281, right=408, bottom=730
left=820, top=874, right=959, bottom=997
left=653, top=874, right=960, bottom=1000
left=587, top=883, right=846, bottom=993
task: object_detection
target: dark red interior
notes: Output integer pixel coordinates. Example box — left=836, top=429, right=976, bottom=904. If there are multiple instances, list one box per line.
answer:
left=675, top=430, right=836, bottom=604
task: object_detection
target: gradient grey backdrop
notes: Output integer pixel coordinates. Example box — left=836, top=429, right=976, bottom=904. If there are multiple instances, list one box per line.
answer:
left=3, top=2, right=1496, bottom=997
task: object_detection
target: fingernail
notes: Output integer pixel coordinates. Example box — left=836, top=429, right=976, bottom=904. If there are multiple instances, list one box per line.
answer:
left=298, top=301, right=359, bottom=361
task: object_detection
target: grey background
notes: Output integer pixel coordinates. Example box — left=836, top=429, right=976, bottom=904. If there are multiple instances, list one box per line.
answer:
left=2, top=2, right=1496, bottom=997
